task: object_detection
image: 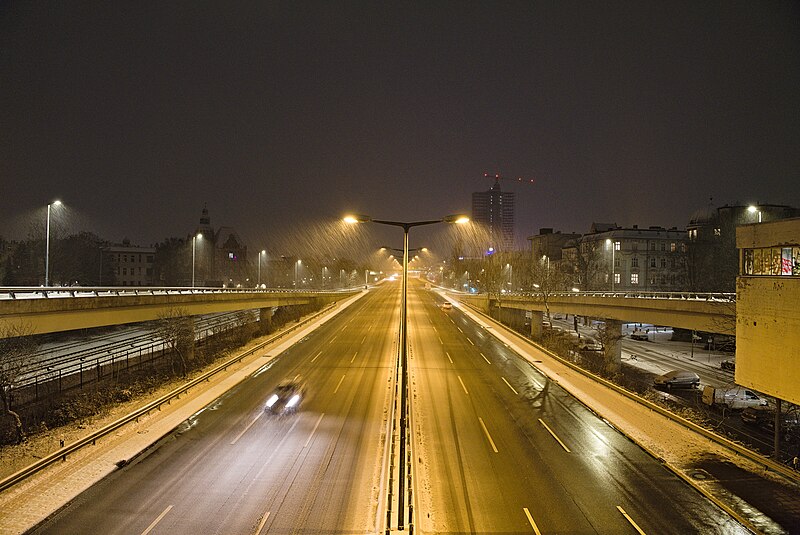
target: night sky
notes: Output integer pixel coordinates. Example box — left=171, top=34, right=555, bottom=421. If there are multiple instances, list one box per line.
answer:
left=2, top=1, right=799, bottom=252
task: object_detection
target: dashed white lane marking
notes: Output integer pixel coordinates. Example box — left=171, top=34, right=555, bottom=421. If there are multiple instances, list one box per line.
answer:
left=230, top=411, right=264, bottom=445
left=334, top=374, right=346, bottom=393
left=304, top=413, right=325, bottom=448
left=501, top=377, right=518, bottom=395
left=617, top=506, right=647, bottom=534
left=538, top=418, right=571, bottom=453
left=478, top=417, right=499, bottom=453
left=523, top=507, right=542, bottom=535
left=140, top=505, right=173, bottom=535
left=457, top=375, right=469, bottom=394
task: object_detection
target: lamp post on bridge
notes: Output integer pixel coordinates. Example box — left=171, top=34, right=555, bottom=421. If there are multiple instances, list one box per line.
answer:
left=191, top=233, right=203, bottom=287
left=258, top=250, right=266, bottom=287
left=345, top=213, right=468, bottom=530
left=45, top=200, right=62, bottom=286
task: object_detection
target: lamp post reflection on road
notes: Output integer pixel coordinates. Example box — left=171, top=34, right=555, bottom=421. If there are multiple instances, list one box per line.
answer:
left=345, top=213, right=468, bottom=530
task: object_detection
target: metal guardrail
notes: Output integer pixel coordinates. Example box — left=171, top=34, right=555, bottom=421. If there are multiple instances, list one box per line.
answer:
left=0, top=285, right=360, bottom=301
left=9, top=311, right=259, bottom=403
left=0, top=300, right=341, bottom=493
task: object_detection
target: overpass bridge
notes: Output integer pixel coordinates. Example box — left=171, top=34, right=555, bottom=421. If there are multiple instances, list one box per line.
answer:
left=451, top=290, right=736, bottom=366
left=0, top=286, right=361, bottom=338
left=455, top=290, right=736, bottom=336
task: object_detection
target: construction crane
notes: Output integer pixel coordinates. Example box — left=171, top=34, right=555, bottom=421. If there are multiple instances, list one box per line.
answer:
left=483, top=172, right=535, bottom=186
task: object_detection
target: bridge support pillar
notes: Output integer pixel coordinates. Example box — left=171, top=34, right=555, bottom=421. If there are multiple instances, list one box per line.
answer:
left=259, top=307, right=274, bottom=335
left=604, top=319, right=623, bottom=374
left=529, top=310, right=543, bottom=339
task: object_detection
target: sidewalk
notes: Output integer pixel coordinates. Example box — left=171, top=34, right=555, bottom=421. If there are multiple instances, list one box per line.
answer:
left=448, top=295, right=800, bottom=535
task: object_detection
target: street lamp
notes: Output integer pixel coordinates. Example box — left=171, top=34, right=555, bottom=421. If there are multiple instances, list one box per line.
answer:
left=45, top=200, right=62, bottom=286
left=606, top=238, right=616, bottom=292
left=295, top=259, right=302, bottom=288
left=191, top=233, right=203, bottom=287
left=748, top=205, right=762, bottom=223
left=345, top=212, right=468, bottom=530
left=258, top=250, right=266, bottom=287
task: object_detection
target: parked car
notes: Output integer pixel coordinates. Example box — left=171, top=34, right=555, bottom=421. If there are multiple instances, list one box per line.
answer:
left=653, top=370, right=700, bottom=389
left=577, top=339, right=603, bottom=352
left=702, top=386, right=767, bottom=409
left=741, top=408, right=800, bottom=437
left=720, top=360, right=735, bottom=371
left=630, top=330, right=649, bottom=341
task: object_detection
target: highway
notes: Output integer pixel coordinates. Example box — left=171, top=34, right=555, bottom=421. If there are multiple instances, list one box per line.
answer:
left=409, top=282, right=744, bottom=533
left=28, top=280, right=747, bottom=534
left=30, top=284, right=400, bottom=534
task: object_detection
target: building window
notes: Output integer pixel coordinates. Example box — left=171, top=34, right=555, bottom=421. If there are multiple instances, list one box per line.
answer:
left=660, top=258, right=667, bottom=268
left=147, top=255, right=154, bottom=263
left=714, top=228, right=721, bottom=236
left=614, top=258, right=620, bottom=267
left=670, top=242, right=676, bottom=252
left=660, top=242, right=666, bottom=251
left=614, top=273, right=620, bottom=284
left=650, top=275, right=656, bottom=285
left=122, top=268, right=127, bottom=275
left=614, top=241, right=620, bottom=251
left=650, top=258, right=656, bottom=268
left=650, top=242, right=656, bottom=251
left=632, top=242, right=638, bottom=252
left=632, top=257, right=639, bottom=268
left=631, top=273, right=639, bottom=284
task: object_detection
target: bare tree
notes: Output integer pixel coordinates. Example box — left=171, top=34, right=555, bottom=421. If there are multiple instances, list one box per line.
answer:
left=0, top=323, right=39, bottom=443
left=592, top=321, right=626, bottom=375
left=527, top=255, right=570, bottom=321
left=152, top=308, right=195, bottom=377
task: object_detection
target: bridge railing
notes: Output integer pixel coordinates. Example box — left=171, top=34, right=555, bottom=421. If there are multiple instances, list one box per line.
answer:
left=0, top=285, right=359, bottom=300
left=502, top=290, right=736, bottom=302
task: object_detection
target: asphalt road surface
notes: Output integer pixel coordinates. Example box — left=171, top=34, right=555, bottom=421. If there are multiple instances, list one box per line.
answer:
left=409, top=281, right=746, bottom=534
left=30, top=284, right=401, bottom=535
left=30, top=280, right=748, bottom=534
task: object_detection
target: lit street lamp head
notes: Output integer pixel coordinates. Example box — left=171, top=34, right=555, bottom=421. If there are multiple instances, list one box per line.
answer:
left=344, top=214, right=372, bottom=224
left=443, top=214, right=470, bottom=224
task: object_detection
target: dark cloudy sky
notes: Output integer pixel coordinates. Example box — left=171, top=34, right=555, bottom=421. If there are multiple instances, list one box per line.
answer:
left=2, top=1, right=799, bottom=251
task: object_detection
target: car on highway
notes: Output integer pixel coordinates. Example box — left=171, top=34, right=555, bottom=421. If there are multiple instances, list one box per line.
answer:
left=653, top=370, right=700, bottom=389
left=266, top=376, right=305, bottom=414
left=441, top=301, right=452, bottom=310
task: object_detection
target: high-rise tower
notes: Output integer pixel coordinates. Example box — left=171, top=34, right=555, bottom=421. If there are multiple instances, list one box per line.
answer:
left=471, top=180, right=515, bottom=250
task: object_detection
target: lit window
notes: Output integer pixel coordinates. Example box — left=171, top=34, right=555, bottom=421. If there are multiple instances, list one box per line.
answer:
left=671, top=242, right=676, bottom=252
left=631, top=273, right=639, bottom=284
left=714, top=228, right=721, bottom=236
left=614, top=273, right=620, bottom=284
left=614, top=241, right=621, bottom=251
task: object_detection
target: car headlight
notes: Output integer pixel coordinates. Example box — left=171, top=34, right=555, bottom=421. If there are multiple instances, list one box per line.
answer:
left=266, top=394, right=279, bottom=408
left=286, top=394, right=301, bottom=408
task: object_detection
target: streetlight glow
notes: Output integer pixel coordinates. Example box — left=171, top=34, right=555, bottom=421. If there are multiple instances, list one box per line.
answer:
left=45, top=199, right=64, bottom=286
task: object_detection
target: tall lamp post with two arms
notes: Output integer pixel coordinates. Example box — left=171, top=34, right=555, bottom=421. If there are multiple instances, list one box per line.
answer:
left=345, top=213, right=468, bottom=530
